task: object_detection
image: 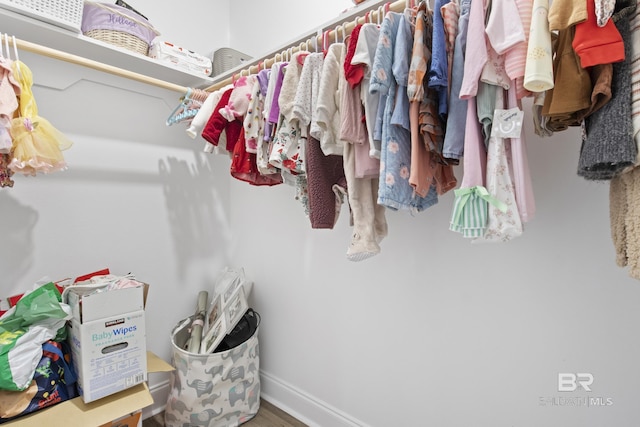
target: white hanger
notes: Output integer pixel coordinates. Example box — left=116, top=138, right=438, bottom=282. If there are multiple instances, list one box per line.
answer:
left=313, top=33, right=319, bottom=53
left=4, top=34, right=10, bottom=60
left=12, top=36, right=19, bottom=62
left=334, top=25, right=344, bottom=44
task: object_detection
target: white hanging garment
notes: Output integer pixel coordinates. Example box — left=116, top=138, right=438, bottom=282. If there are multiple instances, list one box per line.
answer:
left=474, top=88, right=523, bottom=243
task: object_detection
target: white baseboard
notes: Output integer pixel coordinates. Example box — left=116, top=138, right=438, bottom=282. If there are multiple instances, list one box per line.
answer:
left=259, top=370, right=369, bottom=427
left=141, top=371, right=368, bottom=427
left=142, top=379, right=171, bottom=420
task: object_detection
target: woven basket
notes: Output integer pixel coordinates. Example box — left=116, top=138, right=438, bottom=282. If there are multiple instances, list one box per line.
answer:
left=84, top=28, right=149, bottom=55
left=81, top=1, right=159, bottom=56
left=0, top=0, right=84, bottom=32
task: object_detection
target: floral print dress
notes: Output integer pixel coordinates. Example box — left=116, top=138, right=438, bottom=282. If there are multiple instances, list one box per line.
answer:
left=370, top=11, right=437, bottom=212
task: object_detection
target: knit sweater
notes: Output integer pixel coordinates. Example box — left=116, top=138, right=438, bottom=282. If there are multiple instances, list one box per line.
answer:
left=578, top=8, right=637, bottom=180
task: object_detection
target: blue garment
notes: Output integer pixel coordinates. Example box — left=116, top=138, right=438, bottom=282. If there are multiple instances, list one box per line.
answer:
left=371, top=12, right=437, bottom=212
left=428, top=0, right=451, bottom=120
left=390, top=15, right=412, bottom=132
left=442, top=0, right=471, bottom=160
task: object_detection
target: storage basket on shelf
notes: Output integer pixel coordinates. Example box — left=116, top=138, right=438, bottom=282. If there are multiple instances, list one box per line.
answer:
left=0, top=0, right=84, bottom=32
left=212, top=47, right=252, bottom=77
left=81, top=1, right=159, bottom=56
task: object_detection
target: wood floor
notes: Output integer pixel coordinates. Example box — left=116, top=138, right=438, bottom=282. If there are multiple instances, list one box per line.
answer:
left=142, top=399, right=308, bottom=427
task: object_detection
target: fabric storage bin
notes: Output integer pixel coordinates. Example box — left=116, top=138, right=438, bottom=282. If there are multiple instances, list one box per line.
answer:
left=81, top=1, right=159, bottom=56
left=212, top=47, right=252, bottom=77
left=165, top=310, right=260, bottom=427
left=0, top=0, right=84, bottom=32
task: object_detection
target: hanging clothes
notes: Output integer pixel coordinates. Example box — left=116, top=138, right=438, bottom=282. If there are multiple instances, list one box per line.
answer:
left=442, top=0, right=471, bottom=161
left=459, top=0, right=488, bottom=99
left=0, top=54, right=19, bottom=154
left=506, top=82, right=536, bottom=223
left=610, top=166, right=640, bottom=279
left=449, top=97, right=492, bottom=238
left=9, top=61, right=73, bottom=176
left=202, top=87, right=241, bottom=152
left=305, top=135, right=347, bottom=229
left=428, top=0, right=450, bottom=119
left=474, top=88, right=523, bottom=242
left=344, top=26, right=388, bottom=261
left=503, top=0, right=532, bottom=99
left=316, top=42, right=348, bottom=156
left=578, top=0, right=637, bottom=180
left=187, top=84, right=231, bottom=146
left=370, top=11, right=437, bottom=212
left=351, top=23, right=383, bottom=159
left=341, top=32, right=374, bottom=179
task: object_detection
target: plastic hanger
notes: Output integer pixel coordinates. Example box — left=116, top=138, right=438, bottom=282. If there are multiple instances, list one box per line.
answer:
left=10, top=35, right=22, bottom=80
left=4, top=33, right=10, bottom=60
left=166, top=88, right=203, bottom=126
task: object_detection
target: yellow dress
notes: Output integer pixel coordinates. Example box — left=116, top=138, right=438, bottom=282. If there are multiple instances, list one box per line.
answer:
left=9, top=60, right=72, bottom=176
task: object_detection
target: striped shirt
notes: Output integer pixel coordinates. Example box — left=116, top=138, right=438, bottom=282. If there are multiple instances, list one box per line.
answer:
left=504, top=0, right=532, bottom=99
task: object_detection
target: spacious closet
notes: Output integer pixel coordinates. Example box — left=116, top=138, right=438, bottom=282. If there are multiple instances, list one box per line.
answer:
left=2, top=0, right=640, bottom=426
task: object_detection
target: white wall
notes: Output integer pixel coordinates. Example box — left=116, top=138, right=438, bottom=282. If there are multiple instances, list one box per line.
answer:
left=0, top=47, right=233, bottom=406
left=228, top=0, right=355, bottom=58
left=128, top=0, right=231, bottom=57
left=3, top=1, right=640, bottom=426
left=225, top=1, right=640, bottom=427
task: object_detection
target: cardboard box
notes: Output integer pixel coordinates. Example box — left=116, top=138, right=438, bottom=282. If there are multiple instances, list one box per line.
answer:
left=99, top=409, right=141, bottom=427
left=66, top=285, right=148, bottom=403
left=4, top=352, right=174, bottom=426
left=149, top=40, right=212, bottom=76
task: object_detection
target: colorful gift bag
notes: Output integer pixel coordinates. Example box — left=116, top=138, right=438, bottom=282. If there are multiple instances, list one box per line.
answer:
left=0, top=340, right=78, bottom=423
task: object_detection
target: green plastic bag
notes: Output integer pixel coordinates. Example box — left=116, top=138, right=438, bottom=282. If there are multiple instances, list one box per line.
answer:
left=0, top=282, right=72, bottom=391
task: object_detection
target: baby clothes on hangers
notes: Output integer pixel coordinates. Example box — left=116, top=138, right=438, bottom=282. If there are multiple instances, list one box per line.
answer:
left=0, top=53, right=20, bottom=154
left=428, top=0, right=450, bottom=119
left=9, top=60, right=73, bottom=176
left=202, top=87, right=241, bottom=152
left=316, top=42, right=348, bottom=156
left=351, top=23, right=382, bottom=159
left=371, top=11, right=437, bottom=212
left=502, top=0, right=532, bottom=99
left=473, top=88, right=522, bottom=243
left=166, top=88, right=209, bottom=126
left=442, top=0, right=470, bottom=161
left=269, top=56, right=303, bottom=178
left=220, top=75, right=257, bottom=122
left=340, top=35, right=373, bottom=180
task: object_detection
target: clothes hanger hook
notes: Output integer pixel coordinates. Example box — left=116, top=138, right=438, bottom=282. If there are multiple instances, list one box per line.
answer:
left=4, top=33, right=10, bottom=61
left=12, top=35, right=18, bottom=63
